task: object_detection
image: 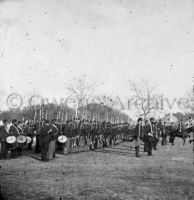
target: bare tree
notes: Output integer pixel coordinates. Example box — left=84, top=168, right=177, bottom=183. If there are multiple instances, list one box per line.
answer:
left=184, top=90, right=194, bottom=113
left=129, top=79, right=158, bottom=120
left=65, top=74, right=99, bottom=117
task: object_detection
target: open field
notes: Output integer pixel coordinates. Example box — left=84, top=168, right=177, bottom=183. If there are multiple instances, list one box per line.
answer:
left=0, top=138, right=194, bottom=200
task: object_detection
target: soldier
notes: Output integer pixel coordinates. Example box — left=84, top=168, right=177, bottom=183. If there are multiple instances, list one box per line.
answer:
left=17, top=121, right=24, bottom=156
left=143, top=120, right=149, bottom=152
left=133, top=118, right=143, bottom=157
left=9, top=119, right=20, bottom=137
left=178, top=119, right=186, bottom=145
left=144, top=118, right=155, bottom=156
left=153, top=121, right=159, bottom=150
left=9, top=119, right=20, bottom=158
left=40, top=120, right=50, bottom=161
left=157, top=119, right=163, bottom=138
left=161, top=121, right=167, bottom=146
left=169, top=122, right=175, bottom=145
left=48, top=119, right=59, bottom=160
left=0, top=119, right=9, bottom=159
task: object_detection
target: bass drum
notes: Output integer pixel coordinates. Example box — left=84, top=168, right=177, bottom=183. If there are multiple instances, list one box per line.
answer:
left=58, top=135, right=68, bottom=143
left=6, top=136, right=16, bottom=144
left=17, top=135, right=27, bottom=144
left=6, top=136, right=17, bottom=149
left=26, top=136, right=32, bottom=144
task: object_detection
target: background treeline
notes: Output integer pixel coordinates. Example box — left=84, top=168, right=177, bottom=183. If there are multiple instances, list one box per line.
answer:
left=0, top=103, right=130, bottom=123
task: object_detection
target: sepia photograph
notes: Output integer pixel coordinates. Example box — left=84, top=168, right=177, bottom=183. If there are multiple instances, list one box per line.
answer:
left=0, top=0, right=194, bottom=199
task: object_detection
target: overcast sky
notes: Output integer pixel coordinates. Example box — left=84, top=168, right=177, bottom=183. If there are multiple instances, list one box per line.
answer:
left=0, top=0, right=194, bottom=111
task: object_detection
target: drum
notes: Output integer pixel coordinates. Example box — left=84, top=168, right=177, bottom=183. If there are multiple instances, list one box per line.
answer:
left=6, top=136, right=16, bottom=144
left=58, top=135, right=68, bottom=143
left=26, top=136, right=32, bottom=144
left=17, top=135, right=27, bottom=144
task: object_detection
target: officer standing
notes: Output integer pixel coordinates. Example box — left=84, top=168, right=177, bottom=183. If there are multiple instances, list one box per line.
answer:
left=40, top=120, right=50, bottom=161
left=133, top=118, right=143, bottom=157
left=161, top=121, right=167, bottom=146
left=48, top=119, right=59, bottom=160
left=144, top=118, right=155, bottom=156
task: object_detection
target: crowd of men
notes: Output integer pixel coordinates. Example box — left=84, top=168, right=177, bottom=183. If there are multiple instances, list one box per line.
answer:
left=0, top=116, right=193, bottom=161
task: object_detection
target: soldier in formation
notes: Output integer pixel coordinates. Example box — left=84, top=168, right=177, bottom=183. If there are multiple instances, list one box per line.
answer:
left=0, top=116, right=193, bottom=161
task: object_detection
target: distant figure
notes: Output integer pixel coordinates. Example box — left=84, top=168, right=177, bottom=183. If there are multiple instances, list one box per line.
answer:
left=0, top=119, right=9, bottom=159
left=133, top=118, right=143, bottom=157
left=178, top=119, right=187, bottom=145
left=169, top=122, right=175, bottom=145
left=153, top=121, right=159, bottom=150
left=143, top=120, right=149, bottom=152
left=144, top=118, right=155, bottom=156
left=161, top=121, right=167, bottom=146
left=48, top=120, right=59, bottom=160
left=40, top=120, right=51, bottom=161
left=9, top=119, right=20, bottom=158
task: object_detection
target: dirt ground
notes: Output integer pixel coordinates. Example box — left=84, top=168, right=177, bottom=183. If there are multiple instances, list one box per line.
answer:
left=0, top=138, right=194, bottom=200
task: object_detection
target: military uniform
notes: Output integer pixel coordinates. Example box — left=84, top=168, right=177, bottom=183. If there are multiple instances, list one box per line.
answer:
left=144, top=122, right=154, bottom=156
left=133, top=120, right=143, bottom=157
left=0, top=124, right=9, bottom=159
left=9, top=122, right=20, bottom=158
left=48, top=123, right=59, bottom=160
left=40, top=122, right=50, bottom=161
left=161, top=123, right=167, bottom=146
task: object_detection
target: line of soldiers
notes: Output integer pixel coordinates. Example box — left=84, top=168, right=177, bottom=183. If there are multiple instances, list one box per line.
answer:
left=0, top=117, right=193, bottom=160
left=132, top=117, right=193, bottom=157
left=0, top=118, right=132, bottom=161
left=133, top=117, right=161, bottom=157
left=37, top=118, right=131, bottom=161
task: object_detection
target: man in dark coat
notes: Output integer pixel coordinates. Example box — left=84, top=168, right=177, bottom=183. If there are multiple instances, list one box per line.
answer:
left=0, top=119, right=9, bottom=159
left=9, top=119, right=20, bottom=158
left=161, top=121, right=167, bottom=146
left=48, top=120, right=59, bottom=160
left=133, top=117, right=143, bottom=157
left=144, top=118, right=155, bottom=156
left=143, top=120, right=149, bottom=152
left=153, top=121, right=159, bottom=150
left=40, top=120, right=51, bottom=161
left=9, top=119, right=20, bottom=137
left=169, top=122, right=175, bottom=145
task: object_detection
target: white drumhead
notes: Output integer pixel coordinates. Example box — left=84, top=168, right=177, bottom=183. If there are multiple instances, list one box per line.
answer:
left=26, top=136, right=32, bottom=144
left=6, top=136, right=16, bottom=144
left=58, top=135, right=67, bottom=143
left=17, top=135, right=27, bottom=144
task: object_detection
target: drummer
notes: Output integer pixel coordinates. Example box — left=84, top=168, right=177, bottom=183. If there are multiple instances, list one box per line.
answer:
left=17, top=121, right=24, bottom=156
left=9, top=119, right=20, bottom=158
left=0, top=119, right=9, bottom=159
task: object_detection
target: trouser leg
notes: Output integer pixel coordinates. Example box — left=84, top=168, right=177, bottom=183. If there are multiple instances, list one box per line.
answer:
left=10, top=147, right=17, bottom=159
left=1, top=142, right=8, bottom=159
left=154, top=138, right=158, bottom=150
left=147, top=141, right=152, bottom=156
left=172, top=136, right=175, bottom=145
left=35, top=137, right=40, bottom=153
left=17, top=144, right=22, bottom=156
left=162, top=137, right=164, bottom=145
left=135, top=146, right=139, bottom=157
left=48, top=141, right=55, bottom=160
left=41, top=142, right=49, bottom=160
left=144, top=141, right=148, bottom=152
left=164, top=137, right=167, bottom=145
